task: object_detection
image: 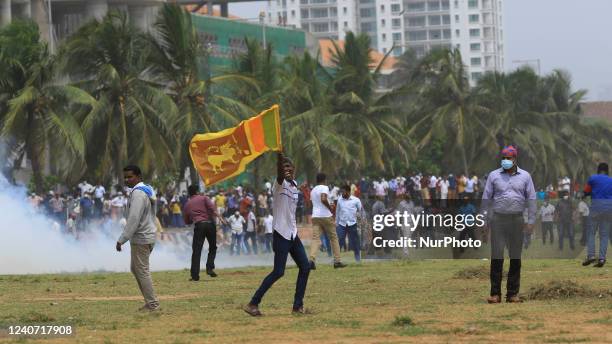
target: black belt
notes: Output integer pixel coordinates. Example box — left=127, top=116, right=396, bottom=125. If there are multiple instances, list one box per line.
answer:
left=195, top=220, right=213, bottom=224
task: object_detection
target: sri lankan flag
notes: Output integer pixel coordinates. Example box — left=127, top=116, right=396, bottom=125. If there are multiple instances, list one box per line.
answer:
left=189, top=105, right=282, bottom=186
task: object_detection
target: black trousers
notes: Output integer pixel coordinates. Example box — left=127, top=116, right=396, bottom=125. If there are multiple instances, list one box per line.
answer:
left=191, top=221, right=216, bottom=279
left=490, top=213, right=523, bottom=298
left=244, top=231, right=258, bottom=254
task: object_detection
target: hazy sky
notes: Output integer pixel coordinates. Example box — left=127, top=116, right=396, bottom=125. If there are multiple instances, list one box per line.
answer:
left=230, top=0, right=612, bottom=100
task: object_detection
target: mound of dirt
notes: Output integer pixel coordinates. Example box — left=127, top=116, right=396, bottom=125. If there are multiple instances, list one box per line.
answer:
left=527, top=280, right=612, bottom=300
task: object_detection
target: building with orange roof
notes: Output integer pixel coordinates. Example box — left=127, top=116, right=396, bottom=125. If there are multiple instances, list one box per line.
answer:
left=318, top=38, right=397, bottom=92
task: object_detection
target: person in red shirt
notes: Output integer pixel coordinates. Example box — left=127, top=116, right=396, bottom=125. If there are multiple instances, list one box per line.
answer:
left=183, top=185, right=226, bottom=281
left=239, top=194, right=253, bottom=219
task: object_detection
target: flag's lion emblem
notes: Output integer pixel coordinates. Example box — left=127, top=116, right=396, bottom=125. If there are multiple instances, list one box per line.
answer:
left=206, top=137, right=242, bottom=174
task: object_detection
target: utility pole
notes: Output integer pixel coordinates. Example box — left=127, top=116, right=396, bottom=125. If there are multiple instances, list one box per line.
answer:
left=47, top=0, right=54, bottom=54
left=259, top=11, right=266, bottom=49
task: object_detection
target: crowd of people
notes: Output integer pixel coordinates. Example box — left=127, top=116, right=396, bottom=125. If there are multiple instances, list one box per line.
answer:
left=26, top=170, right=609, bottom=260
left=22, top=156, right=611, bottom=313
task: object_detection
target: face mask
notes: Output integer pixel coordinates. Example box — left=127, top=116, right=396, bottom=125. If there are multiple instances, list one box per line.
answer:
left=501, top=159, right=514, bottom=170
left=563, top=196, right=569, bottom=200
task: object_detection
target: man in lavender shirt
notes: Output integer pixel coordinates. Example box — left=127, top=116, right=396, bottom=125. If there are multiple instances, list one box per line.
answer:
left=482, top=145, right=536, bottom=304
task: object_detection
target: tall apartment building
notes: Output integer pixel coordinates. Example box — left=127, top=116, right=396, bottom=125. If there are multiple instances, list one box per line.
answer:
left=265, top=0, right=404, bottom=56
left=267, top=0, right=503, bottom=84
left=403, top=0, right=504, bottom=83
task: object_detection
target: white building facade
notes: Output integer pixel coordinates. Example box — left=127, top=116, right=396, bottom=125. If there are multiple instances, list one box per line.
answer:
left=403, top=0, right=504, bottom=83
left=266, top=0, right=404, bottom=56
left=267, top=0, right=504, bottom=84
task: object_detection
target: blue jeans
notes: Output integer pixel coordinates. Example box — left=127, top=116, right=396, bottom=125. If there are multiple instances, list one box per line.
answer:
left=320, top=232, right=332, bottom=257
left=231, top=233, right=244, bottom=255
left=587, top=213, right=611, bottom=260
left=264, top=233, right=273, bottom=253
left=250, top=231, right=310, bottom=308
left=337, top=224, right=361, bottom=262
left=172, top=214, right=182, bottom=227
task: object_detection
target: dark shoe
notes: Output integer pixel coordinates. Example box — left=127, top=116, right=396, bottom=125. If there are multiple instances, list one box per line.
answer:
left=506, top=295, right=523, bottom=303
left=189, top=277, right=199, bottom=282
left=486, top=295, right=501, bottom=304
left=333, top=262, right=347, bottom=269
left=309, top=260, right=316, bottom=270
left=582, top=257, right=597, bottom=266
left=594, top=260, right=606, bottom=268
left=243, top=303, right=262, bottom=317
left=207, top=270, right=218, bottom=277
left=292, top=306, right=310, bottom=315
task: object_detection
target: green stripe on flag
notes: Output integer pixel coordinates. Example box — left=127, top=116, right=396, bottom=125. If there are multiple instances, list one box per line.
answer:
left=262, top=110, right=278, bottom=149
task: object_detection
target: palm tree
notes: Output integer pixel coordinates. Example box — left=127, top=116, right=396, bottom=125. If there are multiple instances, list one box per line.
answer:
left=148, top=3, right=256, bottom=185
left=279, top=52, right=355, bottom=178
left=0, top=20, right=93, bottom=192
left=231, top=38, right=283, bottom=187
left=406, top=48, right=488, bottom=175
left=61, top=11, right=177, bottom=184
left=474, top=67, right=612, bottom=185
left=390, top=48, right=419, bottom=89
left=327, top=32, right=411, bottom=175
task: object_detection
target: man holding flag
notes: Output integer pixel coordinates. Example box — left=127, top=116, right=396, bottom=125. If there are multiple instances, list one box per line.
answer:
left=243, top=151, right=311, bottom=316
left=188, top=105, right=310, bottom=315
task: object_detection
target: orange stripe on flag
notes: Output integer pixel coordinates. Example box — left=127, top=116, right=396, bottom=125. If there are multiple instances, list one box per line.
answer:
left=248, top=116, right=266, bottom=153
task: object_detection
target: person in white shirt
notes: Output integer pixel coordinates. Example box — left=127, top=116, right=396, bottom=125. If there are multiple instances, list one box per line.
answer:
left=229, top=211, right=245, bottom=255
left=428, top=175, right=438, bottom=199
left=111, top=193, right=126, bottom=220
left=93, top=183, right=106, bottom=218
left=260, top=211, right=274, bottom=253
left=264, top=179, right=272, bottom=195
left=243, top=206, right=258, bottom=254
left=329, top=185, right=340, bottom=203
left=236, top=184, right=243, bottom=197
left=465, top=177, right=476, bottom=197
left=539, top=199, right=556, bottom=245
left=78, top=181, right=94, bottom=197
left=66, top=214, right=77, bottom=237
left=438, top=176, right=450, bottom=208
left=245, top=152, right=311, bottom=316
left=374, top=180, right=386, bottom=198
left=471, top=174, right=480, bottom=197
left=577, top=196, right=590, bottom=246
left=561, top=176, right=571, bottom=192
left=308, top=173, right=346, bottom=270
left=335, top=185, right=364, bottom=262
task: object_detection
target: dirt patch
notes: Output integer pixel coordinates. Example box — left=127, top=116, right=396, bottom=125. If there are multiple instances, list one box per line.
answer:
left=453, top=266, right=505, bottom=279
left=527, top=280, right=612, bottom=300
left=33, top=293, right=203, bottom=302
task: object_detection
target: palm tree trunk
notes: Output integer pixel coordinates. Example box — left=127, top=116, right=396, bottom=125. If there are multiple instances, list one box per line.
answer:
left=27, top=138, right=44, bottom=194
left=25, top=113, right=44, bottom=193
left=189, top=164, right=199, bottom=186
left=461, top=147, right=469, bottom=177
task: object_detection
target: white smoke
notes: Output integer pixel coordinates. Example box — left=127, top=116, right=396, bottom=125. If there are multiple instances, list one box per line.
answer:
left=0, top=171, right=274, bottom=275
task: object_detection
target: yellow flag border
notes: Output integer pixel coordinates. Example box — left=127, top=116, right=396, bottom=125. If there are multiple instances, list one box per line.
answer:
left=189, top=104, right=281, bottom=186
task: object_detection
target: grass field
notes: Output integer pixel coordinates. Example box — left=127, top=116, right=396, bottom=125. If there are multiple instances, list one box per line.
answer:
left=1, top=254, right=611, bottom=344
